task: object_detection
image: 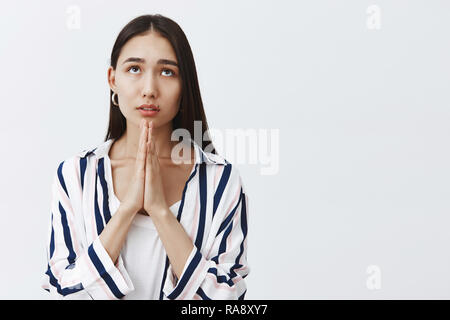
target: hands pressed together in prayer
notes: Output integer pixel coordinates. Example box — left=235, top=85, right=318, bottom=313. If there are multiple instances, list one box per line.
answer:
left=121, top=119, right=168, bottom=217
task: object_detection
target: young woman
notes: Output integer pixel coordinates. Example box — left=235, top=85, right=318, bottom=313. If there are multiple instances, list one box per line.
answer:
left=42, top=14, right=249, bottom=300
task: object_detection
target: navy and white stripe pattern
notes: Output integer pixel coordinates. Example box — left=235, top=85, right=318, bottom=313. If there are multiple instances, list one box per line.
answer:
left=42, top=138, right=250, bottom=300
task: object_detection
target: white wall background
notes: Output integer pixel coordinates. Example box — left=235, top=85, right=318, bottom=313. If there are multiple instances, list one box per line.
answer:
left=0, top=0, right=449, bottom=299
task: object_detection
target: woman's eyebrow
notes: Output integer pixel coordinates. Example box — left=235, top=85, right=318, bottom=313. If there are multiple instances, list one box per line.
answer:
left=122, top=57, right=178, bottom=67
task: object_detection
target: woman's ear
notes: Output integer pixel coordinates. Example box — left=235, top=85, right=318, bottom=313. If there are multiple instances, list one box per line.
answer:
left=107, top=66, right=117, bottom=92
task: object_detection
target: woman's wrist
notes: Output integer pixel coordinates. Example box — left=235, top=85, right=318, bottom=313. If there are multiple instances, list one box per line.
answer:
left=118, top=202, right=139, bottom=217
left=151, top=205, right=172, bottom=225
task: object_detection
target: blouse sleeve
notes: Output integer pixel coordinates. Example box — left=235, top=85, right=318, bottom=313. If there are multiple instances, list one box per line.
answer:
left=163, top=164, right=250, bottom=300
left=41, top=160, right=134, bottom=299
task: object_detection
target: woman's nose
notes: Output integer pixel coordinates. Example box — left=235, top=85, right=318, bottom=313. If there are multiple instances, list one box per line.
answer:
left=141, top=73, right=158, bottom=98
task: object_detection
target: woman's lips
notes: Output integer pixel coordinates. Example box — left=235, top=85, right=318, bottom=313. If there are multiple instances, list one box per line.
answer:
left=138, top=108, right=160, bottom=117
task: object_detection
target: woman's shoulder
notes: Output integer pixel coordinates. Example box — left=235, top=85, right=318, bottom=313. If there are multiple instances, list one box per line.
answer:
left=201, top=150, right=247, bottom=192
left=51, top=140, right=113, bottom=197
left=54, top=140, right=112, bottom=175
left=76, top=139, right=112, bottom=160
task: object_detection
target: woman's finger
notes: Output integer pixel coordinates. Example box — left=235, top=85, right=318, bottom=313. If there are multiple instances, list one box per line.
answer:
left=146, top=121, right=153, bottom=154
left=136, top=120, right=148, bottom=171
left=148, top=124, right=159, bottom=168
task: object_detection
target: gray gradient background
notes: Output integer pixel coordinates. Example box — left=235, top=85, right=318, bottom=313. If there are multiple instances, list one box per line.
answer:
left=0, top=0, right=449, bottom=299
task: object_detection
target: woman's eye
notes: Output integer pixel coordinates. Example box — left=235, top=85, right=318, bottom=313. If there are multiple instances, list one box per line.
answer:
left=127, top=66, right=175, bottom=77
left=162, top=69, right=175, bottom=77
left=128, top=66, right=140, bottom=74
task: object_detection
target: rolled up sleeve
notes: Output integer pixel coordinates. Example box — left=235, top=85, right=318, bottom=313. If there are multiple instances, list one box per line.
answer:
left=42, top=161, right=134, bottom=299
left=163, top=169, right=250, bottom=300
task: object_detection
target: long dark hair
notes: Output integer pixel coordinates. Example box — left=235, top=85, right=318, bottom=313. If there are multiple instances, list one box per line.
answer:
left=104, top=14, right=216, bottom=154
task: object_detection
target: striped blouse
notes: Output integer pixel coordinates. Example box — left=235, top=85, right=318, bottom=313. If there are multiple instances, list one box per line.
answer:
left=41, top=138, right=250, bottom=300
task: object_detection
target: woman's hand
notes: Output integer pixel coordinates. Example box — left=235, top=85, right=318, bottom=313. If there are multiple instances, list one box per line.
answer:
left=119, top=119, right=148, bottom=215
left=143, top=120, right=169, bottom=217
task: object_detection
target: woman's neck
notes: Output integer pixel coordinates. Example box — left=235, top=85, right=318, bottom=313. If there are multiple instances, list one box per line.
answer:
left=113, top=120, right=177, bottom=160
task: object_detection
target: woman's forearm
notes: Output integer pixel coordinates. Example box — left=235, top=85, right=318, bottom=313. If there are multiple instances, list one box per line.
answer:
left=152, top=208, right=195, bottom=280
left=99, top=204, right=136, bottom=265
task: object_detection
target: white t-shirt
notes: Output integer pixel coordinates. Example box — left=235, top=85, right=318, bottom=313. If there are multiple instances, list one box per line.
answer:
left=116, top=195, right=181, bottom=300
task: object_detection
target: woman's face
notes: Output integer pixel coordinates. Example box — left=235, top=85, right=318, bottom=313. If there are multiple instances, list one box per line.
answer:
left=108, top=31, right=182, bottom=129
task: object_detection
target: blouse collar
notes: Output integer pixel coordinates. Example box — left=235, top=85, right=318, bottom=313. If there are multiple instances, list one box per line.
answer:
left=79, top=138, right=227, bottom=165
